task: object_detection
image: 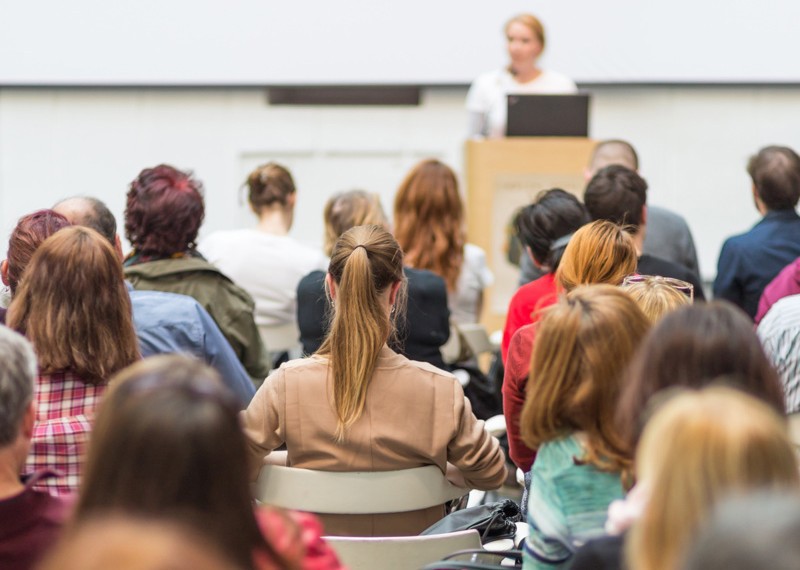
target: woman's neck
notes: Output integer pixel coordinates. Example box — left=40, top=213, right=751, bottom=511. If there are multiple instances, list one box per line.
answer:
left=512, top=64, right=542, bottom=84
left=256, top=207, right=292, bottom=235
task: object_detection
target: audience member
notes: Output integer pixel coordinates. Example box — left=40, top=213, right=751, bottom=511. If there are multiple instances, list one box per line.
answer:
left=394, top=159, right=492, bottom=324
left=243, top=225, right=506, bottom=536
left=520, top=285, right=649, bottom=569
left=620, top=275, right=693, bottom=323
left=617, top=301, right=785, bottom=453
left=756, top=243, right=800, bottom=323
left=624, top=388, right=799, bottom=570
left=757, top=294, right=800, bottom=414
left=0, top=210, right=71, bottom=323
left=8, top=227, right=140, bottom=495
left=583, top=165, right=705, bottom=299
left=504, top=220, right=638, bottom=472
left=73, top=355, right=344, bottom=570
left=122, top=164, right=270, bottom=381
left=199, top=163, right=328, bottom=348
left=297, top=190, right=450, bottom=368
left=518, top=139, right=699, bottom=284
left=53, top=196, right=255, bottom=405
left=0, top=326, right=70, bottom=570
left=714, top=145, right=800, bottom=319
left=501, top=188, right=589, bottom=361
left=683, top=492, right=800, bottom=570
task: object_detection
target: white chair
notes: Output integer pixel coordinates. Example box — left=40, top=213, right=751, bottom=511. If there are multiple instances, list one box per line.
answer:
left=325, top=530, right=482, bottom=570
left=255, top=464, right=468, bottom=514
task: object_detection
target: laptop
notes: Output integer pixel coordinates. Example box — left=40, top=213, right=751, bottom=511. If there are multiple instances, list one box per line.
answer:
left=506, top=94, right=590, bottom=137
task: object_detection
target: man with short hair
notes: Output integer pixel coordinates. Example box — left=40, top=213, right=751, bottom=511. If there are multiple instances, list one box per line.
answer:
left=53, top=196, right=256, bottom=403
left=0, top=326, right=69, bottom=569
left=518, top=139, right=699, bottom=284
left=584, top=165, right=705, bottom=299
left=714, top=145, right=800, bottom=319
left=586, top=139, right=700, bottom=274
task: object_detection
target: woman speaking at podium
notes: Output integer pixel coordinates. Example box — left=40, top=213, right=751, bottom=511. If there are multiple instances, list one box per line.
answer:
left=467, top=13, right=577, bottom=138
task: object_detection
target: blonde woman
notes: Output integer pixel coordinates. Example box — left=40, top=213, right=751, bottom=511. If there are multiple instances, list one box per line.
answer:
left=243, top=225, right=506, bottom=536
left=467, top=13, right=577, bottom=138
left=393, top=159, right=492, bottom=324
left=569, top=387, right=799, bottom=570
left=628, top=387, right=799, bottom=570
left=519, top=285, right=650, bottom=569
left=620, top=275, right=692, bottom=323
left=504, top=220, right=638, bottom=472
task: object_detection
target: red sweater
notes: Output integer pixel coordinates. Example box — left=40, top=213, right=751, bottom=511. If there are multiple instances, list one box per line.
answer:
left=501, top=273, right=558, bottom=362
left=502, top=323, right=539, bottom=472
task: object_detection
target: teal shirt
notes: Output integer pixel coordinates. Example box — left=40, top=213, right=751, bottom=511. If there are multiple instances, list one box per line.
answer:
left=523, top=434, right=624, bottom=570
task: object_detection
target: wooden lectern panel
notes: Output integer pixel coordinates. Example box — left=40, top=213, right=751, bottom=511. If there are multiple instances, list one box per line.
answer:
left=464, top=137, right=595, bottom=334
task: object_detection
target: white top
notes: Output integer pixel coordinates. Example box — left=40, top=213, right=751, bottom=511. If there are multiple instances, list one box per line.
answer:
left=466, top=68, right=578, bottom=138
left=451, top=244, right=494, bottom=325
left=199, top=229, right=328, bottom=328
left=757, top=294, right=800, bottom=414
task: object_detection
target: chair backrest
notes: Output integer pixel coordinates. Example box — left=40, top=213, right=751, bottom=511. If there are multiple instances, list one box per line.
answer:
left=326, top=530, right=482, bottom=570
left=255, top=464, right=468, bottom=514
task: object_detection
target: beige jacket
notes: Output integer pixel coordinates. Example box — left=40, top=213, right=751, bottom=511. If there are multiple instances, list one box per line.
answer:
left=242, top=346, right=507, bottom=536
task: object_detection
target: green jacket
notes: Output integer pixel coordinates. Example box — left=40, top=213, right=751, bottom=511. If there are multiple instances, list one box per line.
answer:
left=124, top=257, right=271, bottom=382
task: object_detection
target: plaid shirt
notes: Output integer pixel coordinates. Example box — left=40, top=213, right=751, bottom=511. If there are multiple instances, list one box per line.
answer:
left=23, top=371, right=107, bottom=496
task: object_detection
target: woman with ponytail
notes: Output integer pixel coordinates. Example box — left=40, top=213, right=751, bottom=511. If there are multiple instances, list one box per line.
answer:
left=242, top=225, right=506, bottom=537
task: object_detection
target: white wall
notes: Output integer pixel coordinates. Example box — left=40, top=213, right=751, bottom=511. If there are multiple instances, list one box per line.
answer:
left=1, top=85, right=800, bottom=282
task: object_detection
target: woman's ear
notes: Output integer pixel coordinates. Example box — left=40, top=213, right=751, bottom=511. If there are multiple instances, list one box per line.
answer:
left=1, top=260, right=9, bottom=286
left=389, top=280, right=402, bottom=306
left=326, top=273, right=337, bottom=301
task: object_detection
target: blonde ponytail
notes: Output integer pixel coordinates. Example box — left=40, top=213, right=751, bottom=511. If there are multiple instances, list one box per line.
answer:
left=318, top=225, right=405, bottom=441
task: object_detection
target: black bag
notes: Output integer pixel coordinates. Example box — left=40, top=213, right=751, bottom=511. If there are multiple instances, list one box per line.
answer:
left=421, top=549, right=523, bottom=569
left=421, top=499, right=522, bottom=544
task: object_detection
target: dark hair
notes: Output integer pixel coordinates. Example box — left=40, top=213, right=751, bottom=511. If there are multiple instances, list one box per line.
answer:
left=75, top=356, right=291, bottom=570
left=617, top=301, right=786, bottom=451
left=5, top=210, right=71, bottom=294
left=54, top=196, right=117, bottom=245
left=584, top=165, right=648, bottom=232
left=246, top=162, right=296, bottom=213
left=684, top=492, right=800, bottom=570
left=125, top=165, right=205, bottom=256
left=514, top=189, right=589, bottom=270
left=7, top=227, right=140, bottom=385
left=747, top=146, right=800, bottom=210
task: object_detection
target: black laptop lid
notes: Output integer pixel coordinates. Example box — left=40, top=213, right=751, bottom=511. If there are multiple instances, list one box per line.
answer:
left=506, top=94, right=590, bottom=137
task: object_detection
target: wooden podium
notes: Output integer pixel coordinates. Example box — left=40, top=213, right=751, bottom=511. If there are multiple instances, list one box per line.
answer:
left=464, top=137, right=595, bottom=334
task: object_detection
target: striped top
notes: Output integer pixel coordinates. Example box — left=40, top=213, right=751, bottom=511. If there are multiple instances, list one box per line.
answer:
left=757, top=294, right=800, bottom=414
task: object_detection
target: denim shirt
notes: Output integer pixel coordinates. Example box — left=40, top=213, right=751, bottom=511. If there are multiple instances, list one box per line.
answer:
left=128, top=285, right=256, bottom=405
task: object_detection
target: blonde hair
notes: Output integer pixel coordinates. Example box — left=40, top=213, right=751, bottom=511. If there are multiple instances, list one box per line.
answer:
left=393, top=159, right=465, bottom=291
left=520, top=285, right=650, bottom=475
left=621, top=278, right=691, bottom=323
left=318, top=225, right=406, bottom=440
left=556, top=220, right=637, bottom=291
left=626, top=387, right=800, bottom=570
left=323, top=190, right=388, bottom=257
left=505, top=13, right=545, bottom=49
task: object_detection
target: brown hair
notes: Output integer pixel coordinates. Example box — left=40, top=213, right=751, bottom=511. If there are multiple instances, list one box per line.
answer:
left=617, top=301, right=786, bottom=452
left=626, top=387, right=799, bottom=570
left=246, top=162, right=296, bottom=213
left=323, top=190, right=388, bottom=256
left=74, top=356, right=294, bottom=570
left=318, top=225, right=406, bottom=440
left=393, top=159, right=465, bottom=291
left=747, top=145, right=800, bottom=211
left=7, top=227, right=139, bottom=385
left=555, top=220, right=638, bottom=291
left=505, top=13, right=545, bottom=49
left=520, top=285, right=650, bottom=475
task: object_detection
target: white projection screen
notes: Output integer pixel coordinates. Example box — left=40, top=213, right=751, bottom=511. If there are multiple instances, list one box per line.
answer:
left=1, top=0, right=798, bottom=86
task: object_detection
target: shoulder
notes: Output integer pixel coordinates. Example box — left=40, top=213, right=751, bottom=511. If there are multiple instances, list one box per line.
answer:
left=647, top=205, right=691, bottom=230
left=405, top=267, right=447, bottom=292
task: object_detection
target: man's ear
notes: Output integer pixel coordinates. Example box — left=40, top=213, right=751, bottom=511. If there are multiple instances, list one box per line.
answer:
left=1, top=260, right=8, bottom=286
left=640, top=204, right=648, bottom=226
left=21, top=402, right=35, bottom=439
